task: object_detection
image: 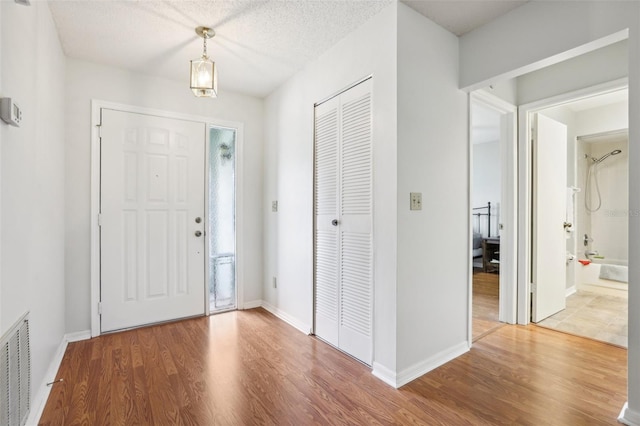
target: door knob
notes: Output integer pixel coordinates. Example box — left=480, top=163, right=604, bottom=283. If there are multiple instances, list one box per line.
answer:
left=195, top=230, right=202, bottom=237
left=331, top=219, right=338, bottom=226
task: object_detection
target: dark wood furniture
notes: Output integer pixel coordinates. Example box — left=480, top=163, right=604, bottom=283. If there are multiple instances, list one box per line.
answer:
left=482, top=237, right=500, bottom=273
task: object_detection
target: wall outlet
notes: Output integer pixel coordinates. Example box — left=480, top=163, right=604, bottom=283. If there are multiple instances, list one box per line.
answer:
left=272, top=277, right=277, bottom=288
left=410, top=192, right=422, bottom=210
left=272, top=200, right=278, bottom=212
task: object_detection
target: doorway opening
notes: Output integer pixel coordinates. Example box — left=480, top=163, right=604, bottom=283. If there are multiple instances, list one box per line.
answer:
left=527, top=87, right=629, bottom=347
left=208, top=126, right=237, bottom=313
left=471, top=102, right=502, bottom=340
left=469, top=91, right=518, bottom=342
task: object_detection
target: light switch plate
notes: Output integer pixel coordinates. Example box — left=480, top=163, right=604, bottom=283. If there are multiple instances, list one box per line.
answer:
left=272, top=200, right=278, bottom=212
left=0, top=98, right=22, bottom=127
left=410, top=192, right=422, bottom=211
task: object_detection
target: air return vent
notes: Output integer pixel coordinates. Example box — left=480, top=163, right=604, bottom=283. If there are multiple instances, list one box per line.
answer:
left=0, top=313, right=30, bottom=426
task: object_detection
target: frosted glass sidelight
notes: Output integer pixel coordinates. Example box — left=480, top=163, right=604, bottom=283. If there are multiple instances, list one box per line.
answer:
left=209, top=127, right=236, bottom=312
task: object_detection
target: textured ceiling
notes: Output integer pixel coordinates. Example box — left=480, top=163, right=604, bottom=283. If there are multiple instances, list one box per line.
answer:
left=48, top=0, right=529, bottom=98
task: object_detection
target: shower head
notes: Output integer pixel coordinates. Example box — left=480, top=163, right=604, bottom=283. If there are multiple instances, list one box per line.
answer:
left=593, top=149, right=622, bottom=163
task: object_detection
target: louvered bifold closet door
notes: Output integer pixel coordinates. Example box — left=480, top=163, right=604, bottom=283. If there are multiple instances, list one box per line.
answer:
left=314, top=78, right=372, bottom=366
left=338, top=81, right=372, bottom=365
left=314, top=96, right=340, bottom=347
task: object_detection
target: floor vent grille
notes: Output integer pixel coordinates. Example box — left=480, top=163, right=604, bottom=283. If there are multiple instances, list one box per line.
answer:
left=0, top=313, right=30, bottom=426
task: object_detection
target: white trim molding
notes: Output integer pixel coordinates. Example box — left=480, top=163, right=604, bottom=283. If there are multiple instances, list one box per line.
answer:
left=619, top=403, right=640, bottom=426
left=65, top=330, right=92, bottom=343
left=90, top=100, right=245, bottom=337
left=373, top=341, right=470, bottom=389
left=470, top=90, right=518, bottom=330
left=372, top=362, right=397, bottom=388
left=26, top=331, right=92, bottom=425
left=565, top=285, right=577, bottom=298
left=396, top=342, right=469, bottom=388
left=261, top=301, right=311, bottom=335
left=242, top=300, right=263, bottom=310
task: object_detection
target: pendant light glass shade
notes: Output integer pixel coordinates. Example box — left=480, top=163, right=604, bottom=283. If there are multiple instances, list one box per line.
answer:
left=190, top=26, right=218, bottom=98
left=190, top=56, right=217, bottom=97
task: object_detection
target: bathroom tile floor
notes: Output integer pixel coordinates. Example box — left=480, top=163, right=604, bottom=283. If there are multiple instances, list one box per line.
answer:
left=537, top=290, right=628, bottom=347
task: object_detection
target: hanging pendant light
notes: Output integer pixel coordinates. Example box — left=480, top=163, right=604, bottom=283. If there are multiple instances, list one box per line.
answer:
left=190, top=26, right=218, bottom=98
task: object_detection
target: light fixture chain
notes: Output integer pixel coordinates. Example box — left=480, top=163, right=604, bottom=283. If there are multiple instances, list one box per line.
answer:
left=203, top=32, right=208, bottom=58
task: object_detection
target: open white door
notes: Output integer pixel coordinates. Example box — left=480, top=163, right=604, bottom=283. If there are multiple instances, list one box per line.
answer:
left=532, top=113, right=567, bottom=322
left=100, top=109, right=206, bottom=332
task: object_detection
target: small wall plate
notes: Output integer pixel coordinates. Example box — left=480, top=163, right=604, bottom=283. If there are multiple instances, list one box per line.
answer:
left=0, top=98, right=22, bottom=127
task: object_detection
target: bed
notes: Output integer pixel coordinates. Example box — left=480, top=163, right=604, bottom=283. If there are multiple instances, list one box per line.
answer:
left=472, top=202, right=492, bottom=269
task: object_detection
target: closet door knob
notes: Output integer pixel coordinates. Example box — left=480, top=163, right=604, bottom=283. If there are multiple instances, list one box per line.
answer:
left=331, top=219, right=339, bottom=226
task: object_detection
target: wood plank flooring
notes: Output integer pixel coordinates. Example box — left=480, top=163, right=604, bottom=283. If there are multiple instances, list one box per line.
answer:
left=473, top=272, right=502, bottom=341
left=39, top=308, right=627, bottom=425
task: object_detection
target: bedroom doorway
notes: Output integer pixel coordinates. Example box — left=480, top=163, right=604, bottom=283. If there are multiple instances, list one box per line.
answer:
left=470, top=90, right=517, bottom=342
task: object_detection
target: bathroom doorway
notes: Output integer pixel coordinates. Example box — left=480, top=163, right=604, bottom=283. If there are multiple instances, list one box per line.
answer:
left=526, top=85, right=629, bottom=347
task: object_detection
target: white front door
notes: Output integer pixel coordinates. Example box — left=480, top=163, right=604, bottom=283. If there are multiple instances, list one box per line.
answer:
left=100, top=109, right=206, bottom=332
left=532, top=113, right=567, bottom=322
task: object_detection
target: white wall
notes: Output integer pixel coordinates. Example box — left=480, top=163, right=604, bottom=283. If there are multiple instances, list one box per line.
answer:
left=263, top=3, right=398, bottom=371
left=573, top=101, right=629, bottom=265
left=486, top=80, right=517, bottom=105
left=0, top=0, right=3, bottom=336
left=459, top=1, right=635, bottom=91
left=575, top=100, right=628, bottom=136
left=461, top=3, right=640, bottom=421
left=583, top=138, right=629, bottom=263
left=396, top=3, right=468, bottom=374
left=0, top=0, right=66, bottom=411
left=472, top=141, right=500, bottom=236
left=517, top=40, right=628, bottom=105
left=64, top=59, right=264, bottom=333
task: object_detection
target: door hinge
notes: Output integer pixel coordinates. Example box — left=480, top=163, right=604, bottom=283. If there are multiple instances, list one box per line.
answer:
left=97, top=124, right=102, bottom=138
left=98, top=302, right=103, bottom=315
left=530, top=282, right=536, bottom=293
left=98, top=213, right=103, bottom=226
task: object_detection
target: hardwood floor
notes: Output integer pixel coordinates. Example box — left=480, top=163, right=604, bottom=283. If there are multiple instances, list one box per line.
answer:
left=473, top=272, right=502, bottom=341
left=40, top=308, right=627, bottom=425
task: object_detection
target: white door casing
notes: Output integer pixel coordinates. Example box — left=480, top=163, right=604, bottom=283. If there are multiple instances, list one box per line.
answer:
left=100, top=109, right=206, bottom=332
left=470, top=90, right=518, bottom=332
left=532, top=113, right=568, bottom=323
left=314, top=79, right=373, bottom=365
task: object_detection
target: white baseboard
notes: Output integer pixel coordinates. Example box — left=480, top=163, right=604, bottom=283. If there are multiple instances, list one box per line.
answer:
left=372, top=341, right=469, bottom=389
left=372, top=362, right=398, bottom=388
left=383, top=341, right=469, bottom=389
left=261, top=301, right=311, bottom=335
left=566, top=285, right=577, bottom=297
left=25, top=330, right=91, bottom=425
left=65, top=329, right=92, bottom=343
left=619, top=403, right=640, bottom=426
left=242, top=299, right=263, bottom=310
